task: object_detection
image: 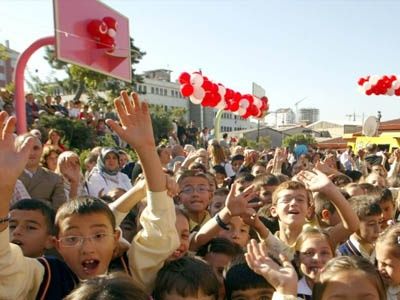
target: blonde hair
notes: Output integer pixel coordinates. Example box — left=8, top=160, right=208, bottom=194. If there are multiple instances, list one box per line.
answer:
left=295, top=226, right=335, bottom=254
left=376, top=222, right=400, bottom=256
left=271, top=180, right=313, bottom=206
left=313, top=256, right=386, bottom=300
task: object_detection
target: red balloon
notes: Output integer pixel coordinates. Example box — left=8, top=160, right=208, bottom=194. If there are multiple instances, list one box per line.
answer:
left=180, top=84, right=194, bottom=97
left=87, top=19, right=107, bottom=37
left=103, top=16, right=117, bottom=30
left=179, top=72, right=191, bottom=84
left=202, top=80, right=213, bottom=91
left=233, top=92, right=242, bottom=102
left=202, top=92, right=213, bottom=106
left=358, top=78, right=366, bottom=86
left=390, top=75, right=397, bottom=81
left=366, top=89, right=373, bottom=96
left=395, top=89, right=400, bottom=96
left=210, top=84, right=219, bottom=94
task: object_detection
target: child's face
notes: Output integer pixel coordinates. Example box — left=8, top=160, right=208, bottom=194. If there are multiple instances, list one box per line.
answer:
left=204, top=252, right=232, bottom=300
left=298, top=236, right=333, bottom=283
left=231, top=159, right=244, bottom=173
left=357, top=215, right=381, bottom=244
left=55, top=212, right=119, bottom=280
left=215, top=173, right=225, bottom=187
left=231, top=287, right=275, bottom=300
left=209, top=195, right=226, bottom=217
left=271, top=188, right=311, bottom=227
left=179, top=177, right=211, bottom=213
left=378, top=200, right=395, bottom=229
left=321, top=270, right=380, bottom=300
left=259, top=185, right=277, bottom=206
left=9, top=209, right=53, bottom=258
left=218, top=216, right=250, bottom=248
left=376, top=243, right=400, bottom=285
left=168, top=214, right=190, bottom=261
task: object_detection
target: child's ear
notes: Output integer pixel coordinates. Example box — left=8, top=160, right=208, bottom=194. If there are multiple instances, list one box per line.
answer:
left=53, top=236, right=61, bottom=252
left=321, top=209, right=331, bottom=221
left=270, top=205, right=278, bottom=218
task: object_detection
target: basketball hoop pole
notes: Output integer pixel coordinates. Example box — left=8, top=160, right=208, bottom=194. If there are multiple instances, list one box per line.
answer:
left=14, top=36, right=55, bottom=134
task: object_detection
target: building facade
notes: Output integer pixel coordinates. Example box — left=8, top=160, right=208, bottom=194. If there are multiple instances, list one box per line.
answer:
left=265, top=108, right=296, bottom=128
left=299, top=108, right=319, bottom=125
left=0, top=41, right=19, bottom=88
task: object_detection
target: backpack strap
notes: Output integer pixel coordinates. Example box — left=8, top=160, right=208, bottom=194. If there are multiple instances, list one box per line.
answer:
left=36, top=257, right=51, bottom=300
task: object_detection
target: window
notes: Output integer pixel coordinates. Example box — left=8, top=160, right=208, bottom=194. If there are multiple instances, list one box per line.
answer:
left=156, top=88, right=159, bottom=94
left=164, top=89, right=167, bottom=96
left=151, top=87, right=154, bottom=94
left=143, top=86, right=147, bottom=93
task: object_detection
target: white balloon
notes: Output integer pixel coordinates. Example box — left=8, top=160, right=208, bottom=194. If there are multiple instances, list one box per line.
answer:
left=387, top=88, right=395, bottom=96
left=237, top=107, right=246, bottom=115
left=369, top=75, right=379, bottom=85
left=215, top=99, right=226, bottom=110
left=253, top=96, right=262, bottom=108
left=392, top=80, right=400, bottom=90
left=239, top=99, right=250, bottom=109
left=189, top=96, right=202, bottom=105
left=192, top=87, right=205, bottom=100
left=191, top=73, right=204, bottom=87
left=218, top=85, right=226, bottom=97
left=363, top=82, right=372, bottom=92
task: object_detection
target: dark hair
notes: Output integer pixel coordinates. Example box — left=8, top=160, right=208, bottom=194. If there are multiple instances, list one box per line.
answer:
left=10, top=198, right=56, bottom=235
left=188, top=162, right=208, bottom=173
left=344, top=170, right=363, bottom=182
left=55, top=197, right=116, bottom=236
left=225, top=255, right=274, bottom=300
left=231, top=154, right=245, bottom=163
left=212, top=165, right=227, bottom=176
left=349, top=195, right=382, bottom=219
left=234, top=172, right=255, bottom=184
left=196, top=237, right=243, bottom=257
left=330, top=173, right=352, bottom=187
left=214, top=187, right=229, bottom=197
left=254, top=174, right=279, bottom=190
left=222, top=133, right=228, bottom=139
left=153, top=256, right=219, bottom=300
left=64, top=272, right=148, bottom=300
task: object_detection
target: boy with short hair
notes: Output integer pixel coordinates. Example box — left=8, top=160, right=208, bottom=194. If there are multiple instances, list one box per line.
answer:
left=9, top=198, right=55, bottom=258
left=267, top=170, right=359, bottom=257
left=208, top=187, right=229, bottom=217
left=0, top=92, right=179, bottom=299
left=177, top=170, right=213, bottom=233
left=338, top=195, right=382, bottom=262
left=153, top=256, right=219, bottom=300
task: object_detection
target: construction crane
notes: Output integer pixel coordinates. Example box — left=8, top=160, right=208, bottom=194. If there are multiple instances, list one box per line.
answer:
left=294, top=97, right=307, bottom=123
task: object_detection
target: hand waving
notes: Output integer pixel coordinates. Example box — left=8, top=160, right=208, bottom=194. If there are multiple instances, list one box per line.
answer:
left=226, top=183, right=260, bottom=217
left=106, top=91, right=155, bottom=152
left=297, top=169, right=333, bottom=193
left=245, top=239, right=297, bottom=295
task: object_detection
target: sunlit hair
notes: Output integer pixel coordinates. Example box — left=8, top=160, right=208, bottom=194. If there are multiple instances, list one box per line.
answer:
left=376, top=222, right=400, bottom=257
left=312, top=256, right=386, bottom=300
left=294, top=226, right=335, bottom=255
left=208, top=143, right=226, bottom=166
left=55, top=197, right=116, bottom=237
left=40, top=146, right=61, bottom=169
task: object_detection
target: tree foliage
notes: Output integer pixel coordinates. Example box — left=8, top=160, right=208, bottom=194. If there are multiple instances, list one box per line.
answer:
left=0, top=44, right=9, bottom=61
left=282, top=134, right=316, bottom=150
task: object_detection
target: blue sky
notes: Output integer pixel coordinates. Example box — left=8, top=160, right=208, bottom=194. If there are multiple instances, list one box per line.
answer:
left=1, top=0, right=400, bottom=123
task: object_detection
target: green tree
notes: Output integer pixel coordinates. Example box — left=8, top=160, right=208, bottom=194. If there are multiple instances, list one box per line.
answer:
left=282, top=134, right=316, bottom=150
left=0, top=44, right=9, bottom=61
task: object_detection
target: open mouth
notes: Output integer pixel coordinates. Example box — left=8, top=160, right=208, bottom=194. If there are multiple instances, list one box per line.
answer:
left=81, top=259, right=100, bottom=274
left=288, top=210, right=300, bottom=215
left=11, top=240, right=23, bottom=246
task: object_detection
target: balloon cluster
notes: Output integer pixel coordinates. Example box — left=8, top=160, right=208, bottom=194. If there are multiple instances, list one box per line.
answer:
left=178, top=72, right=269, bottom=119
left=87, top=17, right=118, bottom=50
left=358, top=75, right=400, bottom=96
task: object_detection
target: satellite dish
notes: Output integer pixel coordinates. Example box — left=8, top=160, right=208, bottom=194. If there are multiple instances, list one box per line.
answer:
left=362, top=116, right=379, bottom=136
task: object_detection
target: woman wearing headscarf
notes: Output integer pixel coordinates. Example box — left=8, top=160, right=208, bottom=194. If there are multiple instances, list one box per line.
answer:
left=85, top=147, right=132, bottom=198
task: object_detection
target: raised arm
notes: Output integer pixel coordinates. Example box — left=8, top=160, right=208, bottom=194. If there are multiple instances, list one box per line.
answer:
left=297, top=169, right=360, bottom=245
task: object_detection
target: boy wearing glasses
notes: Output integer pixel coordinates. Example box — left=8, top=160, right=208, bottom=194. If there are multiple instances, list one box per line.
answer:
left=176, top=170, right=213, bottom=233
left=267, top=170, right=359, bottom=257
left=0, top=92, right=179, bottom=299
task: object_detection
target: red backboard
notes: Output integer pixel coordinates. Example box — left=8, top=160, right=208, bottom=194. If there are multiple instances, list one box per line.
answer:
left=53, top=0, right=131, bottom=82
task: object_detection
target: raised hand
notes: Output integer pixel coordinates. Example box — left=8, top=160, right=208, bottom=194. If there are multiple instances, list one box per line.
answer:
left=296, top=169, right=333, bottom=193
left=105, top=91, right=155, bottom=152
left=0, top=112, right=33, bottom=190
left=225, top=183, right=260, bottom=217
left=245, top=239, right=297, bottom=295
left=59, top=156, right=80, bottom=183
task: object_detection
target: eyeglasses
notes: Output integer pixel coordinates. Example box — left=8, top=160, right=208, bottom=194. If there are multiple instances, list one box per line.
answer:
left=57, top=233, right=114, bottom=247
left=277, top=197, right=307, bottom=205
left=180, top=185, right=210, bottom=194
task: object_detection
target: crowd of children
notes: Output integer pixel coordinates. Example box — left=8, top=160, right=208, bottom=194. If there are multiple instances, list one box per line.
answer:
left=1, top=91, right=400, bottom=299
